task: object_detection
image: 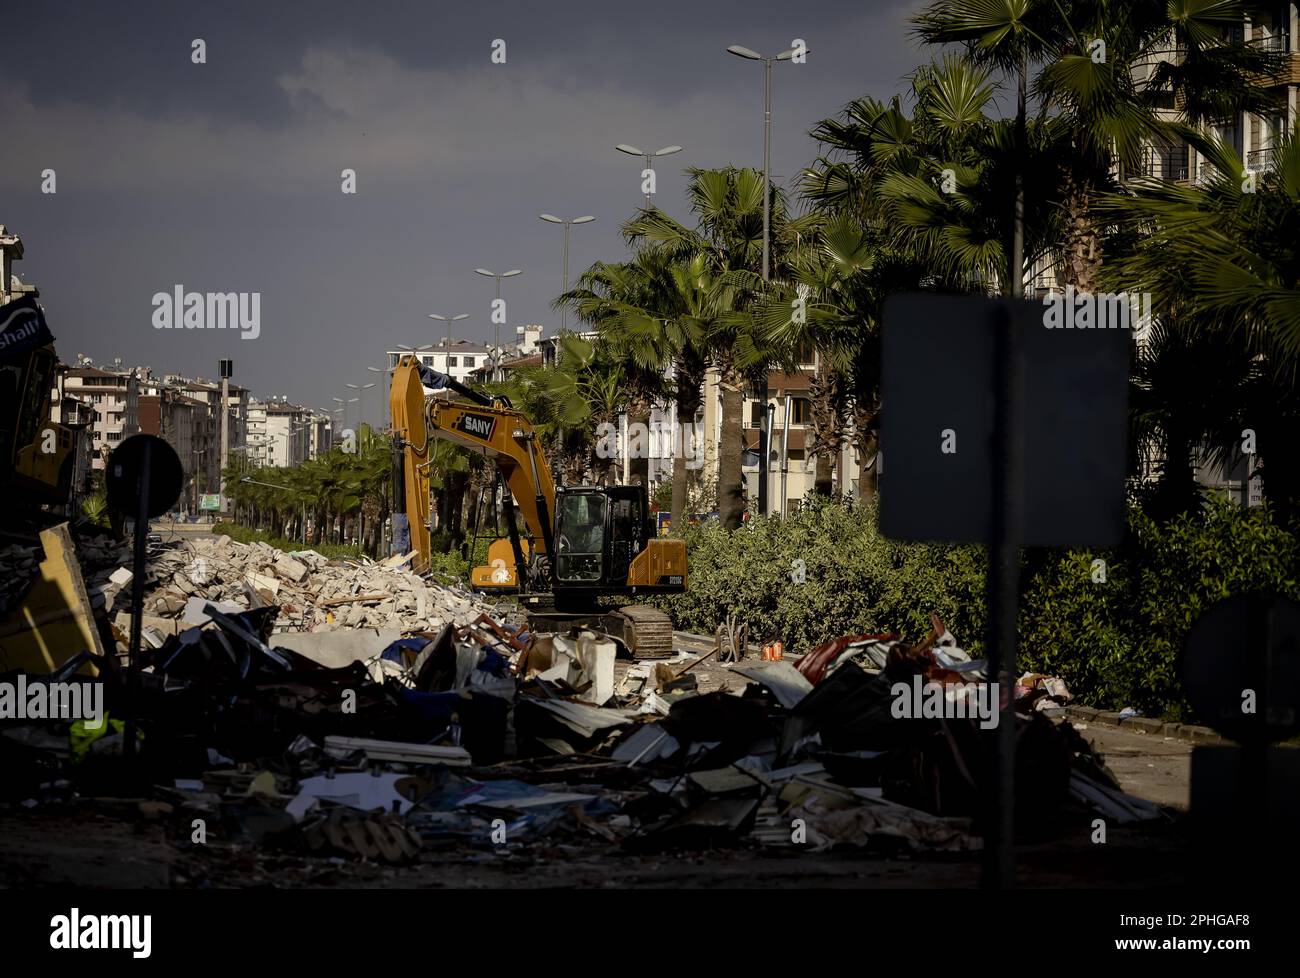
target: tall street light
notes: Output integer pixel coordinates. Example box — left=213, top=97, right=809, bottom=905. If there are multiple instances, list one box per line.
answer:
left=728, top=42, right=806, bottom=517
left=332, top=396, right=359, bottom=432
left=615, top=144, right=682, bottom=208
left=474, top=267, right=522, bottom=374
left=367, top=365, right=394, bottom=428
left=726, top=44, right=805, bottom=282
left=346, top=381, right=376, bottom=431
left=539, top=214, right=594, bottom=332
left=428, top=313, right=470, bottom=376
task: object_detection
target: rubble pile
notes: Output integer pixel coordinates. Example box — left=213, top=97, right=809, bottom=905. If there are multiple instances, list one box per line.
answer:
left=2, top=517, right=1168, bottom=880
left=65, top=534, right=497, bottom=643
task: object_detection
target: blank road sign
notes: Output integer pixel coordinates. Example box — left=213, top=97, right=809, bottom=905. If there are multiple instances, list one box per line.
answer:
left=879, top=293, right=1129, bottom=547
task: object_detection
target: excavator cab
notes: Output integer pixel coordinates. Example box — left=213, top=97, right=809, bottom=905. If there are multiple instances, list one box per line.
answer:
left=554, top=485, right=653, bottom=588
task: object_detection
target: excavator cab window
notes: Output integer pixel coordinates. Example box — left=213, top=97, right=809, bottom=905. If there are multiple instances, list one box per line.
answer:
left=555, top=492, right=607, bottom=583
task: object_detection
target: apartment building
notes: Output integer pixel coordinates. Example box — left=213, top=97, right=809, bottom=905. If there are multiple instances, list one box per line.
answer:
left=63, top=364, right=140, bottom=469
left=137, top=380, right=213, bottom=513
left=386, top=338, right=491, bottom=386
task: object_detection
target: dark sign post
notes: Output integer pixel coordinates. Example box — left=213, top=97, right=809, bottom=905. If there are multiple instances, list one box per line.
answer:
left=106, top=434, right=182, bottom=760
left=881, top=293, right=1129, bottom=887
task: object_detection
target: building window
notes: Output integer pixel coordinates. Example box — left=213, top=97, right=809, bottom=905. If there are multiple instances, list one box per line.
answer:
left=792, top=397, right=812, bottom=425
left=448, top=357, right=458, bottom=368
left=422, top=356, right=434, bottom=366
left=463, top=356, right=475, bottom=368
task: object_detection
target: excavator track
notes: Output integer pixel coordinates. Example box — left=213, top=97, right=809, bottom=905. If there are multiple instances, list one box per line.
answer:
left=601, top=604, right=675, bottom=659
left=523, top=603, right=676, bottom=659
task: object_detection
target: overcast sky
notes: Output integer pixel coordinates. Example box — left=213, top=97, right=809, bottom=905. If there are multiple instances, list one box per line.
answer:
left=3, top=0, right=930, bottom=421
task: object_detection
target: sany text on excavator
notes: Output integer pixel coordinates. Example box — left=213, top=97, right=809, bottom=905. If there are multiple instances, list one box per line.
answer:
left=388, top=354, right=687, bottom=657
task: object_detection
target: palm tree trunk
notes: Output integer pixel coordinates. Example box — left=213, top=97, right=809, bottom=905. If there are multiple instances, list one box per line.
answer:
left=671, top=414, right=690, bottom=528
left=855, top=404, right=878, bottom=505
left=809, top=365, right=840, bottom=497
left=1062, top=170, right=1102, bottom=293
left=629, top=400, right=651, bottom=488
left=718, top=360, right=745, bottom=530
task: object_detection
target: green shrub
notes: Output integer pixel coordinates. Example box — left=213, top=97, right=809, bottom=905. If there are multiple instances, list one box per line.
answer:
left=656, top=498, right=986, bottom=651
left=657, top=497, right=1300, bottom=722
left=1020, top=499, right=1300, bottom=718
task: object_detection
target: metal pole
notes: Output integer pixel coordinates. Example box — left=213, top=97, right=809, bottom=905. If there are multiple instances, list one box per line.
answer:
left=644, top=153, right=652, bottom=209
left=756, top=59, right=774, bottom=516
left=762, top=58, right=772, bottom=283
left=219, top=375, right=229, bottom=514
left=562, top=223, right=571, bottom=332
left=495, top=276, right=502, bottom=354
left=982, top=55, right=1028, bottom=892
left=123, top=439, right=152, bottom=761
left=774, top=397, right=785, bottom=520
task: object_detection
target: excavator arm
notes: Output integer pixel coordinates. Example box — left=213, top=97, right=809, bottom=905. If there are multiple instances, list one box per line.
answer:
left=390, top=354, right=558, bottom=579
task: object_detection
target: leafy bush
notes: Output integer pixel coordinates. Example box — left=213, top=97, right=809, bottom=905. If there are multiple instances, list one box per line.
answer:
left=657, top=497, right=1300, bottom=720
left=1020, top=499, right=1300, bottom=718
left=655, top=498, right=986, bottom=651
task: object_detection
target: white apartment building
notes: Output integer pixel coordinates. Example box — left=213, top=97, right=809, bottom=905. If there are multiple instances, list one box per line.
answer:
left=386, top=338, right=491, bottom=387
left=63, top=364, right=140, bottom=469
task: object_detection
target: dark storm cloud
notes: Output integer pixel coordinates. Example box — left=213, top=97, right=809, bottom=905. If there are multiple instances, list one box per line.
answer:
left=3, top=0, right=928, bottom=415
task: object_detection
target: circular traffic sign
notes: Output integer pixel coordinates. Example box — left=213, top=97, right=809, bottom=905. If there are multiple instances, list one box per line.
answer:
left=106, top=434, right=184, bottom=518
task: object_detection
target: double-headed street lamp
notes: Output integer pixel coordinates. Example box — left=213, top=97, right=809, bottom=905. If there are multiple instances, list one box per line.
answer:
left=728, top=42, right=807, bottom=518
left=726, top=43, right=805, bottom=282
left=346, top=381, right=376, bottom=431
left=539, top=214, right=595, bottom=332
left=332, top=396, right=359, bottom=431
left=615, top=143, right=683, bottom=208
left=474, top=267, right=522, bottom=372
left=428, top=313, right=469, bottom=377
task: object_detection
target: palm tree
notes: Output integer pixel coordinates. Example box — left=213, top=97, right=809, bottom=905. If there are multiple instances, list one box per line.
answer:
left=1101, top=126, right=1300, bottom=521
left=800, top=56, right=1071, bottom=500
left=913, top=0, right=1282, bottom=292
left=625, top=169, right=809, bottom=528
left=558, top=259, right=672, bottom=489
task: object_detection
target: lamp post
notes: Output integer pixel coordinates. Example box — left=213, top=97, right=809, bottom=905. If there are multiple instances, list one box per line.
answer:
left=615, top=143, right=682, bottom=208
left=346, top=382, right=376, bottom=434
left=428, top=314, right=470, bottom=379
left=332, top=396, right=359, bottom=432
left=539, top=214, right=595, bottom=332
left=191, top=447, right=207, bottom=516
left=474, top=267, right=522, bottom=377
left=367, top=365, right=395, bottom=428
left=727, top=42, right=806, bottom=516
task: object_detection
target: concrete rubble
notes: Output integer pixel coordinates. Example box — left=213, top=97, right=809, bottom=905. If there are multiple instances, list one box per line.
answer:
left=0, top=529, right=1170, bottom=883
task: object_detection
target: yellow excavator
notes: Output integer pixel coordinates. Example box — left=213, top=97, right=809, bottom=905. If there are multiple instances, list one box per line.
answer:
left=389, top=354, right=687, bottom=657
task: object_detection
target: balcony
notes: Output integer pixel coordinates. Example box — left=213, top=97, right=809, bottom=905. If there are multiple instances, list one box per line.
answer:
left=1248, top=32, right=1290, bottom=54
left=1246, top=146, right=1277, bottom=173
left=1124, top=145, right=1189, bottom=183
